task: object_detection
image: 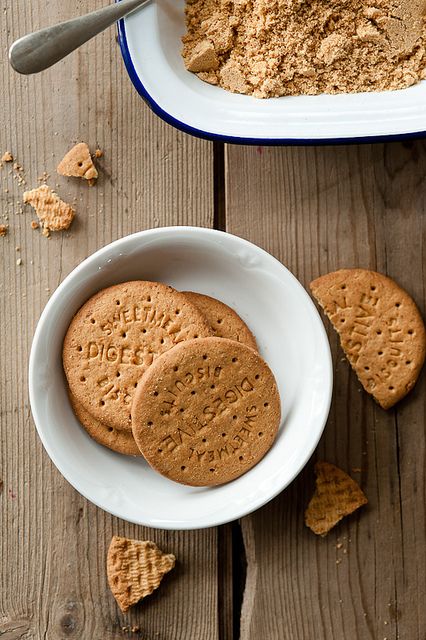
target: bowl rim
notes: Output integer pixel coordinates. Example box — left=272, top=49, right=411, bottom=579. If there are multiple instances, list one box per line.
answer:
left=117, top=12, right=426, bottom=146
left=28, top=226, right=333, bottom=529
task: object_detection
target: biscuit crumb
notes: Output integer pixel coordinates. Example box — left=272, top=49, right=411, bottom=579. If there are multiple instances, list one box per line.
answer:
left=1, top=151, right=13, bottom=163
left=38, top=171, right=50, bottom=183
left=23, top=184, right=75, bottom=232
left=186, top=39, right=219, bottom=73
left=0, top=224, right=8, bottom=237
left=31, top=220, right=39, bottom=230
left=94, top=149, right=103, bottom=158
left=16, top=258, right=22, bottom=266
left=57, top=142, right=98, bottom=183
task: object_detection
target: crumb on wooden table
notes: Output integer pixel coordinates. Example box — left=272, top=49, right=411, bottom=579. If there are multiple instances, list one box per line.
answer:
left=23, top=184, right=75, bottom=233
left=0, top=224, right=8, bottom=237
left=57, top=142, right=98, bottom=184
left=37, top=171, right=50, bottom=183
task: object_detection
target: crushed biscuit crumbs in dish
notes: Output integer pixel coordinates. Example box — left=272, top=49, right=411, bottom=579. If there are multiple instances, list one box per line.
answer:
left=117, top=0, right=426, bottom=143
left=182, top=0, right=426, bottom=98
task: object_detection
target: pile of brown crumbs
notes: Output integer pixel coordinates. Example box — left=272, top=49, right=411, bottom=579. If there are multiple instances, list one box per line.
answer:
left=182, top=0, right=426, bottom=98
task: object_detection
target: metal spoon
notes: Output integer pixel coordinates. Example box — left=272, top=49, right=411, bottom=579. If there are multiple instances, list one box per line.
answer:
left=9, top=0, right=151, bottom=75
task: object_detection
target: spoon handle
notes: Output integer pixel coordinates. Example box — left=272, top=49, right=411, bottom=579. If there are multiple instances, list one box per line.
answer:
left=9, top=0, right=151, bottom=75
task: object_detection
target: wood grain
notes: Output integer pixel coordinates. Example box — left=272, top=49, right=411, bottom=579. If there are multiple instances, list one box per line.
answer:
left=0, top=1, right=218, bottom=639
left=225, top=143, right=426, bottom=640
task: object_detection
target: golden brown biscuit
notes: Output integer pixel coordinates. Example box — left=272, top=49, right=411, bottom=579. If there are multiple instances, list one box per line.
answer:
left=183, top=291, right=257, bottom=350
left=63, top=281, right=213, bottom=431
left=107, top=536, right=175, bottom=613
left=131, top=337, right=281, bottom=486
left=310, top=269, right=426, bottom=409
left=57, top=142, right=98, bottom=183
left=69, top=393, right=141, bottom=456
left=23, top=184, right=75, bottom=232
left=305, top=461, right=368, bottom=536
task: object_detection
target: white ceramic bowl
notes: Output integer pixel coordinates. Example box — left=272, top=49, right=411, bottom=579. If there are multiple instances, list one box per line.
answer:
left=29, top=227, right=332, bottom=529
left=118, top=0, right=426, bottom=144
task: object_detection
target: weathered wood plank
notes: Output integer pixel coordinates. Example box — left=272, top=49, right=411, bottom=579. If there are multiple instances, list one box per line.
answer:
left=225, top=142, right=426, bottom=640
left=0, top=2, right=218, bottom=639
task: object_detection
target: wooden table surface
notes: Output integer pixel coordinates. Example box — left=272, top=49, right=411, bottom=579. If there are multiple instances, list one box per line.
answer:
left=1, top=2, right=426, bottom=639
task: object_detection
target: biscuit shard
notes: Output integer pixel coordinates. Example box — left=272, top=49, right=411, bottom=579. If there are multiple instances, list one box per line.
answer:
left=186, top=39, right=219, bottom=72
left=305, top=462, right=367, bottom=536
left=57, top=142, right=98, bottom=183
left=310, top=269, right=426, bottom=409
left=107, top=536, right=175, bottom=613
left=23, top=185, right=75, bottom=232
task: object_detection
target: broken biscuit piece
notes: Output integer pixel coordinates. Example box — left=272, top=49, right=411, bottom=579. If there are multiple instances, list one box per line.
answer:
left=23, top=184, right=75, bottom=232
left=310, top=269, right=426, bottom=409
left=107, top=536, right=175, bottom=613
left=57, top=142, right=98, bottom=184
left=305, top=462, right=368, bottom=536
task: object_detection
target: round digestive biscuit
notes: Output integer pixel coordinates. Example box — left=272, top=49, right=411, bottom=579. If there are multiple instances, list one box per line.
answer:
left=70, top=393, right=142, bottom=456
left=131, top=337, right=281, bottom=486
left=183, top=291, right=257, bottom=350
left=310, top=269, right=426, bottom=409
left=63, top=281, right=213, bottom=431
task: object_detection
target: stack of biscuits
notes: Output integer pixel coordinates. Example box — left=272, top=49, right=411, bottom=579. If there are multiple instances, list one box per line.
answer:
left=63, top=268, right=426, bottom=488
left=63, top=280, right=282, bottom=487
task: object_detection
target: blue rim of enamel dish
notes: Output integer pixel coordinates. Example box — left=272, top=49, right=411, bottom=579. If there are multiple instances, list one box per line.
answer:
left=117, top=16, right=426, bottom=146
